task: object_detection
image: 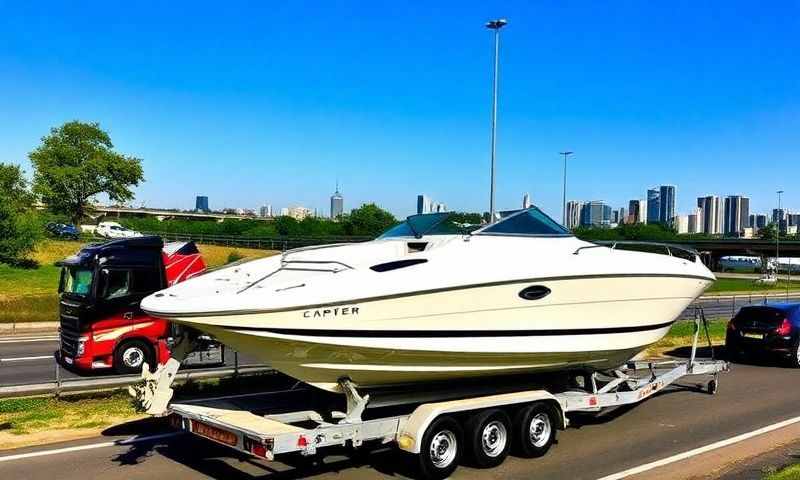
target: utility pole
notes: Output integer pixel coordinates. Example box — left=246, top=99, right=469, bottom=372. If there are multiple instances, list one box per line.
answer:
left=777, top=190, right=783, bottom=283
left=560, top=151, right=573, bottom=225
left=485, top=18, right=507, bottom=222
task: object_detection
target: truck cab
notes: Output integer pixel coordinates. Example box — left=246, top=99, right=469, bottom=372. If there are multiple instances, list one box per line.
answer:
left=56, top=236, right=209, bottom=374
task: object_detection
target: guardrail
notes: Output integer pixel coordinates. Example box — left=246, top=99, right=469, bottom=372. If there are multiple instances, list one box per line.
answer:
left=0, top=363, right=274, bottom=399
left=137, top=232, right=372, bottom=250
left=679, top=291, right=800, bottom=321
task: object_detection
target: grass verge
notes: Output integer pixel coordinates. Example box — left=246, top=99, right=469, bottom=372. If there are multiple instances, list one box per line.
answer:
left=705, top=277, right=800, bottom=295
left=764, top=464, right=800, bottom=480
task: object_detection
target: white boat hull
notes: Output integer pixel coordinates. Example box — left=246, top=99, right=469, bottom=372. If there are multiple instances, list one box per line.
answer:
left=166, top=274, right=710, bottom=392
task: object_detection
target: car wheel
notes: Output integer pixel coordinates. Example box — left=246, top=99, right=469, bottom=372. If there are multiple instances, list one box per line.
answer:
left=114, top=340, right=154, bottom=375
left=788, top=339, right=800, bottom=369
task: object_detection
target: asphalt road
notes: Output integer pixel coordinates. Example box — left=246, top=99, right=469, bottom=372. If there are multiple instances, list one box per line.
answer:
left=1, top=352, right=798, bottom=480
left=0, top=337, right=260, bottom=386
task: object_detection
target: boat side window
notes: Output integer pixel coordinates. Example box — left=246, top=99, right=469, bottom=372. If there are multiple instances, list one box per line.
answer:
left=479, top=208, right=570, bottom=236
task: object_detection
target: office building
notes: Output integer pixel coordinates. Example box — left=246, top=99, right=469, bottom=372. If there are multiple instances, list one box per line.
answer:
left=612, top=209, right=620, bottom=225
left=749, top=214, right=768, bottom=233
left=580, top=201, right=612, bottom=228
left=628, top=199, right=645, bottom=224
left=659, top=185, right=676, bottom=225
left=522, top=193, right=531, bottom=209
left=788, top=213, right=800, bottom=227
left=773, top=208, right=786, bottom=225
left=697, top=195, right=723, bottom=235
left=195, top=195, right=209, bottom=212
left=688, top=208, right=703, bottom=234
left=432, top=202, right=448, bottom=213
left=675, top=215, right=689, bottom=234
left=330, top=187, right=344, bottom=220
left=259, top=204, right=273, bottom=218
left=647, top=189, right=660, bottom=223
left=618, top=207, right=627, bottom=224
left=565, top=201, right=582, bottom=229
left=287, top=206, right=313, bottom=221
left=724, top=195, right=750, bottom=236
left=417, top=195, right=431, bottom=215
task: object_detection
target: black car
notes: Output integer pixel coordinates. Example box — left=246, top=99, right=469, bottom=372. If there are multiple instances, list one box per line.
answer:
left=725, top=303, right=800, bottom=367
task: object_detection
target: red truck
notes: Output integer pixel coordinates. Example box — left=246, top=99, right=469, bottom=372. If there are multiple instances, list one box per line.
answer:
left=56, top=236, right=216, bottom=374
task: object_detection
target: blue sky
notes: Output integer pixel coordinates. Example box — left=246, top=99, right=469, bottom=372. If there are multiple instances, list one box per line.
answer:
left=1, top=1, right=798, bottom=219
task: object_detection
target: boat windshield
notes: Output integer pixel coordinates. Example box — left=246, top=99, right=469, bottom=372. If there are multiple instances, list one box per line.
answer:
left=475, top=207, right=571, bottom=236
left=378, top=212, right=483, bottom=239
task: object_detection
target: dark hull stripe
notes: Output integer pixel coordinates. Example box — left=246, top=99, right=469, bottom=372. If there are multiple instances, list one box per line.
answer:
left=226, top=319, right=675, bottom=338
left=145, top=272, right=713, bottom=319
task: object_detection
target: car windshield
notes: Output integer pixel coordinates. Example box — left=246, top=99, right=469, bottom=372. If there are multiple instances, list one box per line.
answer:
left=378, top=213, right=483, bottom=239
left=61, top=267, right=93, bottom=296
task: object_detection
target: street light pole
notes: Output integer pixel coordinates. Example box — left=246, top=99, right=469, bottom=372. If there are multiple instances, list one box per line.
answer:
left=777, top=190, right=783, bottom=282
left=560, top=151, right=573, bottom=225
left=486, top=18, right=507, bottom=222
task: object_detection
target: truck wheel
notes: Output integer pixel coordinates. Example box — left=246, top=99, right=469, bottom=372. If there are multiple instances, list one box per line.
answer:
left=464, top=408, right=511, bottom=468
left=416, top=416, right=462, bottom=480
left=114, top=340, right=154, bottom=375
left=512, top=402, right=557, bottom=458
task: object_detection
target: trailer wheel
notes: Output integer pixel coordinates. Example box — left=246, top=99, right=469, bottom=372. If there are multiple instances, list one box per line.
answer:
left=512, top=402, right=557, bottom=458
left=416, top=416, right=462, bottom=480
left=464, top=408, right=511, bottom=468
left=114, top=339, right=154, bottom=374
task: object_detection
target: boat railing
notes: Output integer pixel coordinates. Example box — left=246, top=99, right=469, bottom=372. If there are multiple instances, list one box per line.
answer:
left=574, top=241, right=699, bottom=262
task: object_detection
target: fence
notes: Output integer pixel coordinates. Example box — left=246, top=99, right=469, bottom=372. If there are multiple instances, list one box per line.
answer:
left=680, top=291, right=800, bottom=321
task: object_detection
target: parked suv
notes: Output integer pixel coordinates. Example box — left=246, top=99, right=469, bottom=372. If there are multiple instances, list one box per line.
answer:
left=725, top=303, right=800, bottom=367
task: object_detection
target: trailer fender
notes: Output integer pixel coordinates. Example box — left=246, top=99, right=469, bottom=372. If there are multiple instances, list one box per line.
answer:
left=396, top=390, right=563, bottom=454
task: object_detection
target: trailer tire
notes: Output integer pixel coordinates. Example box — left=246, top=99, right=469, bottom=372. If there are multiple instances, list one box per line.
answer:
left=464, top=408, right=511, bottom=468
left=114, top=339, right=154, bottom=375
left=512, top=402, right=557, bottom=458
left=416, top=416, right=462, bottom=480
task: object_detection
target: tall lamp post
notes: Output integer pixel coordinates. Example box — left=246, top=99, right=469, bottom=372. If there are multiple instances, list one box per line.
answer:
left=777, top=190, right=783, bottom=283
left=486, top=18, right=507, bottom=222
left=560, top=151, right=573, bottom=225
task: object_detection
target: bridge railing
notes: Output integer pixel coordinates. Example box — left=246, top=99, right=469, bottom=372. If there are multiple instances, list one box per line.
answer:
left=137, top=231, right=373, bottom=251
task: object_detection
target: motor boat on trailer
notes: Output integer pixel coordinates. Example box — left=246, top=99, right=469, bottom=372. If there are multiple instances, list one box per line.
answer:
left=140, top=207, right=716, bottom=393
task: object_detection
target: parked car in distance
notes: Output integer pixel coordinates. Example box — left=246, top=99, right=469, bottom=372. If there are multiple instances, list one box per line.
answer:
left=726, top=303, right=800, bottom=367
left=45, top=222, right=80, bottom=240
left=96, top=221, right=143, bottom=239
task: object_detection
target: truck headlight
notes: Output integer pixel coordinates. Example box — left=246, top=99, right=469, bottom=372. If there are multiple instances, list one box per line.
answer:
left=77, top=336, right=88, bottom=356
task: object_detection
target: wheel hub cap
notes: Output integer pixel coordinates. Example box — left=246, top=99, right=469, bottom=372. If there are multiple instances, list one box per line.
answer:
left=430, top=430, right=457, bottom=468
left=123, top=348, right=144, bottom=368
left=481, top=420, right=507, bottom=457
left=530, top=413, right=552, bottom=448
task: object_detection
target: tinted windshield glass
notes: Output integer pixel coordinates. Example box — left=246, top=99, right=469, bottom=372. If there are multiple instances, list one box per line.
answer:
left=478, top=208, right=570, bottom=236
left=378, top=213, right=482, bottom=238
left=61, top=267, right=93, bottom=296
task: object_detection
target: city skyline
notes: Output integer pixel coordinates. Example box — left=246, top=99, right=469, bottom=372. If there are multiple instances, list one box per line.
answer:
left=0, top=3, right=797, bottom=219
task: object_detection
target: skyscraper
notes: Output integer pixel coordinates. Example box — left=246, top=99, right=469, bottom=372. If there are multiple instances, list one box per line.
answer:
left=628, top=199, right=645, bottom=224
left=522, top=193, right=531, bottom=209
left=688, top=208, right=703, bottom=234
left=773, top=208, right=786, bottom=225
left=580, top=201, right=612, bottom=227
left=259, top=204, right=272, bottom=217
left=416, top=195, right=431, bottom=214
left=750, top=214, right=768, bottom=231
left=659, top=185, right=676, bottom=225
left=565, top=201, right=582, bottom=229
left=195, top=195, right=209, bottom=212
left=723, top=195, right=750, bottom=236
left=646, top=189, right=660, bottom=224
left=697, top=195, right=723, bottom=235
left=330, top=185, right=344, bottom=220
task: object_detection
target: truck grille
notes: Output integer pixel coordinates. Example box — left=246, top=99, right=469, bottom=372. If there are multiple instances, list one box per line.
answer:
left=59, top=300, right=82, bottom=357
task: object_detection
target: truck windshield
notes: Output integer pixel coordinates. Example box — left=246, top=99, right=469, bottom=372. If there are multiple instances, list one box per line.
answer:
left=61, top=267, right=93, bottom=296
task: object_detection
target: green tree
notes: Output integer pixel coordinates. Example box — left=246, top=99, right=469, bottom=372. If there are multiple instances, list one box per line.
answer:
left=29, top=121, right=144, bottom=225
left=0, top=163, right=41, bottom=263
left=341, top=203, right=397, bottom=237
left=757, top=223, right=777, bottom=240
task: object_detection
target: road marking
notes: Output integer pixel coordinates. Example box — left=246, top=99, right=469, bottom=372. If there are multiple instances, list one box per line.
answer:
left=597, top=415, right=800, bottom=480
left=0, top=355, right=53, bottom=362
left=0, top=432, right=182, bottom=463
left=0, top=337, right=59, bottom=344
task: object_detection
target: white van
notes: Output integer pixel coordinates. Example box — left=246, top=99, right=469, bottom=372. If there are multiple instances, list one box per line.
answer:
left=96, top=221, right=143, bottom=239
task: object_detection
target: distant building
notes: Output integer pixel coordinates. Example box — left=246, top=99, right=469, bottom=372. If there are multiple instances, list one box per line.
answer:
left=617, top=207, right=627, bottom=225
left=417, top=194, right=431, bottom=215
left=724, top=195, right=750, bottom=236
left=628, top=199, right=645, bottom=224
left=580, top=201, right=612, bottom=228
left=688, top=208, right=703, bottom=234
left=675, top=215, right=689, bottom=234
left=330, top=186, right=344, bottom=220
left=788, top=213, right=800, bottom=227
left=565, top=201, right=582, bottom=229
left=773, top=208, right=786, bottom=225
left=522, top=193, right=531, bottom=209
left=697, top=195, right=723, bottom=235
left=647, top=189, right=660, bottom=224
left=259, top=204, right=272, bottom=218
left=659, top=185, right=676, bottom=225
left=749, top=214, right=768, bottom=230
left=280, top=207, right=289, bottom=216
left=432, top=203, right=448, bottom=213
left=287, top=206, right=313, bottom=220
left=195, top=196, right=209, bottom=212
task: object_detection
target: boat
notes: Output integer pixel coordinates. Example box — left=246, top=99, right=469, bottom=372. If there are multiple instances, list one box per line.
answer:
left=140, top=207, right=716, bottom=393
